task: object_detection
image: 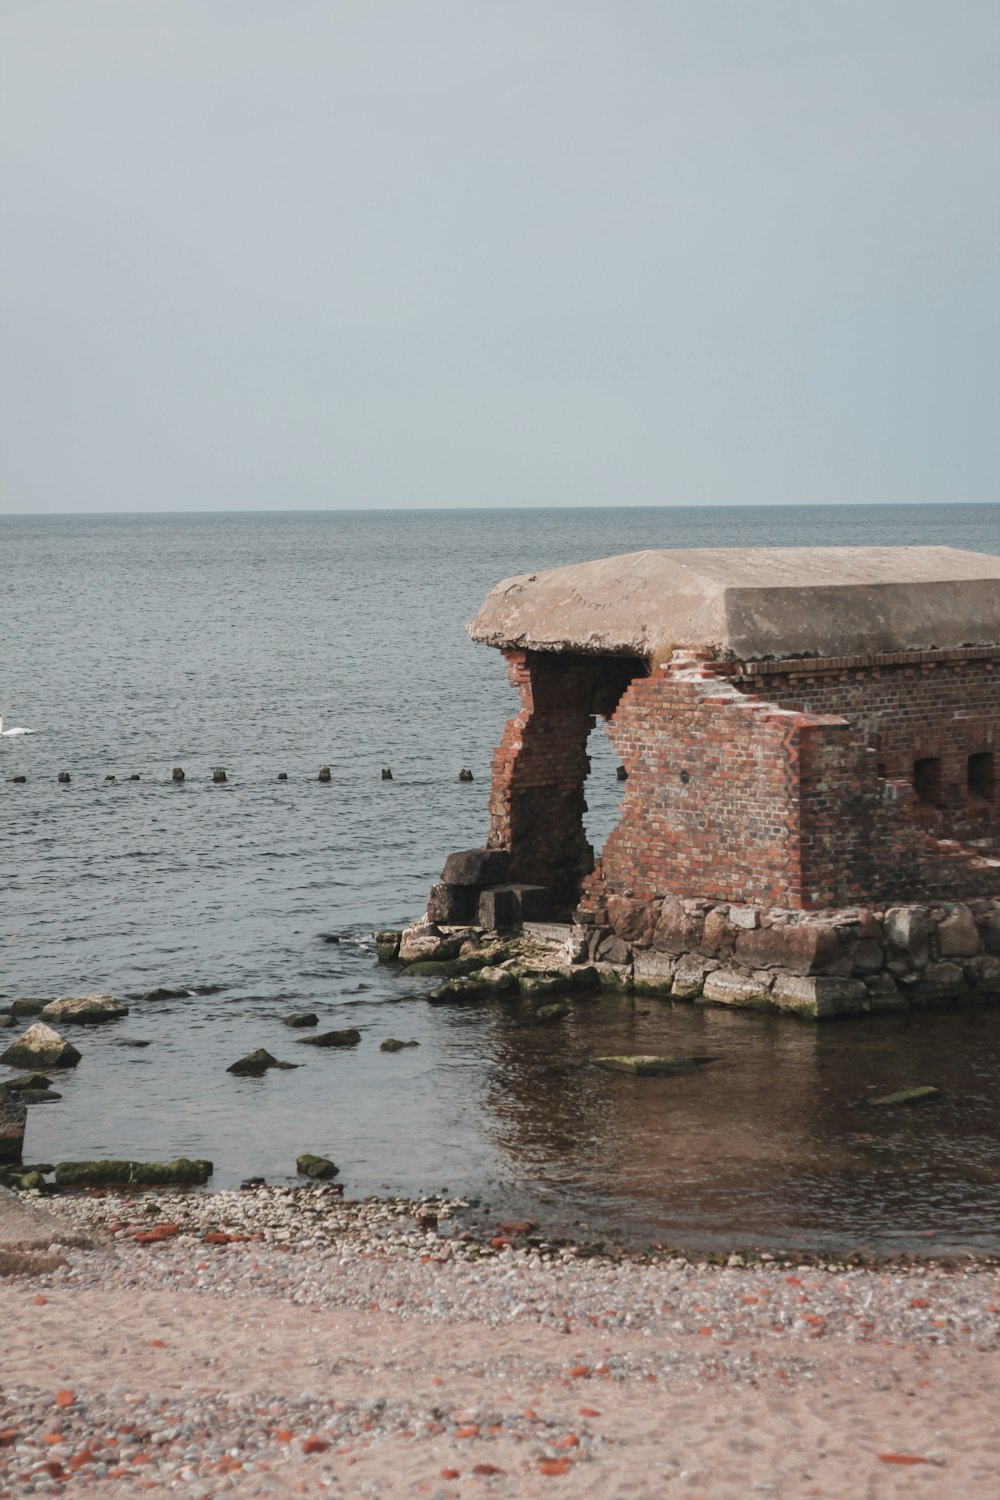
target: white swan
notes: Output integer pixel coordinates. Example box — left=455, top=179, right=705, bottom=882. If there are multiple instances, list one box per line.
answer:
left=0, top=715, right=34, bottom=736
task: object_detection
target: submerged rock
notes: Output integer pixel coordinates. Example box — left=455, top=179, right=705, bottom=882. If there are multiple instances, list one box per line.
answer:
left=296, top=1153, right=339, bottom=1179
left=297, top=1028, right=361, bottom=1048
left=226, top=1048, right=298, bottom=1076
left=282, top=1012, right=319, bottom=1028
left=0, top=1014, right=13, bottom=1029
left=534, top=1002, right=570, bottom=1024
left=594, top=1054, right=718, bottom=1076
left=869, top=1085, right=943, bottom=1108
left=1, top=1022, right=81, bottom=1070
left=54, top=1157, right=213, bottom=1187
left=0, top=1074, right=62, bottom=1106
left=40, top=994, right=128, bottom=1026
left=380, top=1037, right=420, bottom=1052
left=139, top=987, right=190, bottom=1001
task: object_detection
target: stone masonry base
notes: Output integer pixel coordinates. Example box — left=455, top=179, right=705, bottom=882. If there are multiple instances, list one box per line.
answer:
left=571, top=894, right=1000, bottom=1019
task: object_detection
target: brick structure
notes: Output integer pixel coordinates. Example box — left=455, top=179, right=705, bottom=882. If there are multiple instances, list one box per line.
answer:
left=420, top=547, right=1000, bottom=1016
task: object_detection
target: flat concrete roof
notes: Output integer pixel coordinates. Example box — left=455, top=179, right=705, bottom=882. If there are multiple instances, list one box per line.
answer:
left=468, top=546, right=1000, bottom=660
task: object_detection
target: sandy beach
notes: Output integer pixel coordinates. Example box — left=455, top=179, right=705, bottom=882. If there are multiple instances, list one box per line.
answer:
left=1, top=1187, right=998, bottom=1497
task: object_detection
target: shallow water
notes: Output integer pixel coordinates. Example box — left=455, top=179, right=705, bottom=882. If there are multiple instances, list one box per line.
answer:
left=3, top=504, right=1000, bottom=1255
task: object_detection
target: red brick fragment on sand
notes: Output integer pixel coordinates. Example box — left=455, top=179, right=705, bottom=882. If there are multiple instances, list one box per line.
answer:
left=440, top=1470, right=460, bottom=1480
left=301, top=1435, right=330, bottom=1454
left=54, top=1389, right=75, bottom=1408
left=539, top=1458, right=573, bottom=1475
left=473, top=1463, right=505, bottom=1475
left=455, top=1425, right=480, bottom=1439
left=878, top=1454, right=929, bottom=1465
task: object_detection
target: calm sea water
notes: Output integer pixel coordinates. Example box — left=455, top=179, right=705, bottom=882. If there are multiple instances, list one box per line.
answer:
left=3, top=504, right=1000, bottom=1256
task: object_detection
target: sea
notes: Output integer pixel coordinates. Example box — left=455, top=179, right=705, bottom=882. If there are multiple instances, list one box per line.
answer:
left=3, top=503, right=1000, bottom=1257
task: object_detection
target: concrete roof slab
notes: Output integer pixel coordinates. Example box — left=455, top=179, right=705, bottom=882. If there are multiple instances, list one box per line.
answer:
left=467, top=546, right=1000, bottom=660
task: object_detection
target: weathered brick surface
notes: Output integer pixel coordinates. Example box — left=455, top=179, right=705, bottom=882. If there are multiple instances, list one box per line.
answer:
left=468, top=643, right=999, bottom=919
left=579, top=651, right=1000, bottom=911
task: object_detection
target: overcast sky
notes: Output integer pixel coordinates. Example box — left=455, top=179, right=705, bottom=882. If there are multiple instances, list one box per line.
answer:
left=1, top=1, right=997, bottom=514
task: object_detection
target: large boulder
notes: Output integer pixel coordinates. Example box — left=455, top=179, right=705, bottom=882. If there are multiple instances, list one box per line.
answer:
left=1, top=1022, right=81, bottom=1069
left=40, top=994, right=128, bottom=1026
left=398, top=925, right=465, bottom=964
left=427, top=882, right=479, bottom=925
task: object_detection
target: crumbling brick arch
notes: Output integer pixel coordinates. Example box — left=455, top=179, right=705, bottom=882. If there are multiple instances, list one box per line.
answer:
left=487, top=650, right=645, bottom=912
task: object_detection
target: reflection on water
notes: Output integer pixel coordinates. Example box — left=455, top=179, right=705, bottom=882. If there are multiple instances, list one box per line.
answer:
left=9, top=965, right=1000, bottom=1259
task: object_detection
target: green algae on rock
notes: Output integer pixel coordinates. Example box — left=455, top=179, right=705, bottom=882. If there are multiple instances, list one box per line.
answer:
left=54, top=1157, right=214, bottom=1187
left=295, top=1153, right=340, bottom=1179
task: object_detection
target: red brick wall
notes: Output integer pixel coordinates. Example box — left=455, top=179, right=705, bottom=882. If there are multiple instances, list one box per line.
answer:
left=582, top=652, right=1000, bottom=910
left=487, top=650, right=641, bottom=905
left=484, top=647, right=1000, bottom=914
left=735, top=652, right=999, bottom=845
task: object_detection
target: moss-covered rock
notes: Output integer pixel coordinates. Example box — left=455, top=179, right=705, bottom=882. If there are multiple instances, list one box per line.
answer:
left=10, top=999, right=46, bottom=1017
left=296, top=1153, right=340, bottom=1179
left=1, top=1022, right=81, bottom=1069
left=380, top=1038, right=420, bottom=1052
left=54, top=1157, right=213, bottom=1187
left=282, top=1012, right=319, bottom=1028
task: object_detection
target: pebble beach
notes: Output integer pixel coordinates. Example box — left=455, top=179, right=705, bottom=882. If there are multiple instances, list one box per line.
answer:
left=2, top=1186, right=998, bottom=1498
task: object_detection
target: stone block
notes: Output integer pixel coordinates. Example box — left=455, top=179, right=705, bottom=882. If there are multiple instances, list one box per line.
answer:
left=632, top=950, right=677, bottom=995
left=606, top=896, right=657, bottom=947
left=980, top=909, right=1000, bottom=956
left=653, top=897, right=705, bottom=954
left=964, top=954, right=1000, bottom=993
left=851, top=939, right=885, bottom=975
left=884, top=906, right=931, bottom=967
left=671, top=956, right=720, bottom=1000
left=908, top=961, right=967, bottom=1007
left=597, top=935, right=632, bottom=965
left=770, top=973, right=868, bottom=1019
left=0, top=1094, right=26, bottom=1163
left=937, top=905, right=980, bottom=958
left=440, top=847, right=511, bottom=887
left=701, top=969, right=773, bottom=1009
left=477, top=886, right=517, bottom=931
left=426, top=882, right=479, bottom=926
left=700, top=907, right=733, bottom=956
left=863, top=973, right=910, bottom=1012
left=728, top=906, right=760, bottom=930
left=511, top=884, right=550, bottom=921
left=734, top=922, right=842, bottom=975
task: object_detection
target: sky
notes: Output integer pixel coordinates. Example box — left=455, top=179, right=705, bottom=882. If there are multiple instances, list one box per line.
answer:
left=0, top=1, right=998, bottom=514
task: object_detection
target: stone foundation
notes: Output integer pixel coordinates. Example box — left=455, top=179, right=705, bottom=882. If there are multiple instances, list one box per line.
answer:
left=574, top=894, right=1000, bottom=1018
